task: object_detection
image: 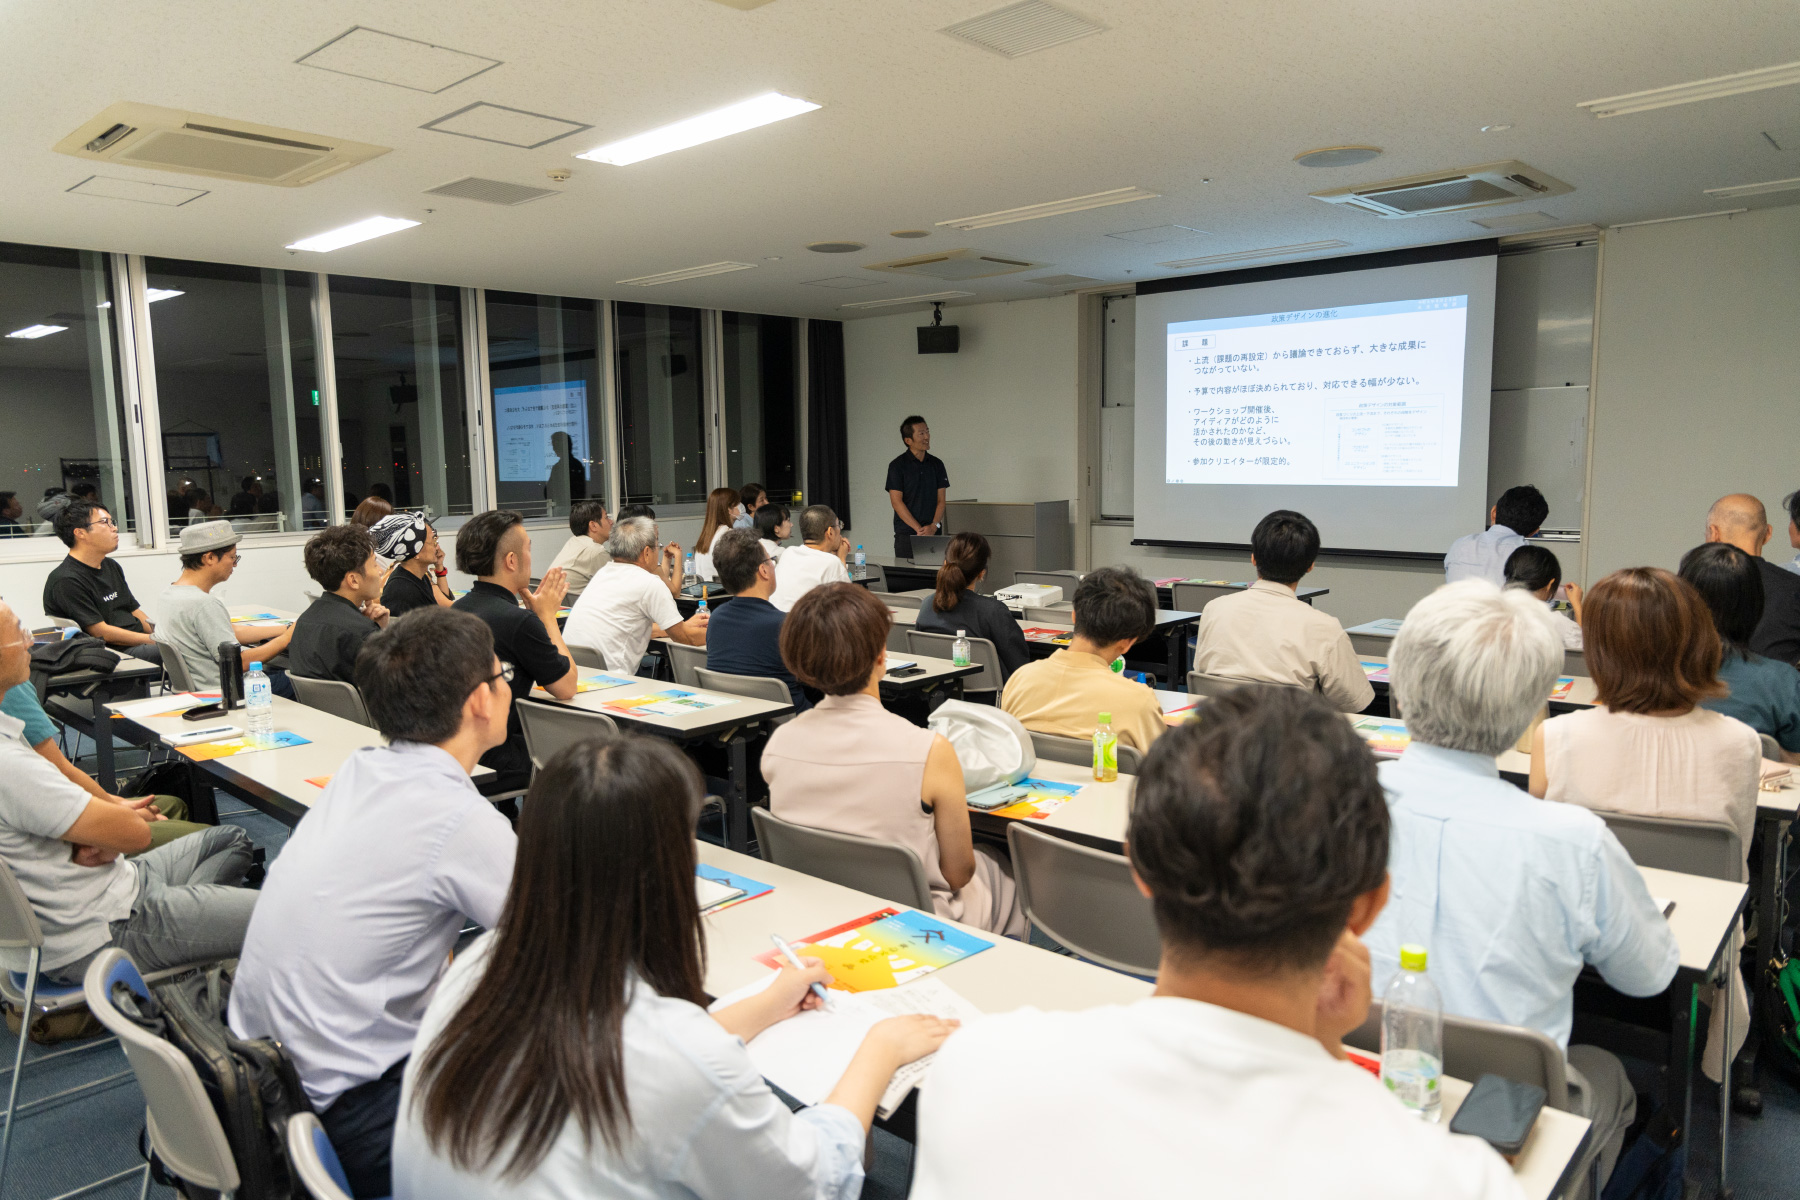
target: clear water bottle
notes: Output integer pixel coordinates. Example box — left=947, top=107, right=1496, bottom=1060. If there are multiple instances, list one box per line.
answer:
left=683, top=553, right=697, bottom=593
left=1092, top=712, right=1118, bottom=782
left=952, top=629, right=971, bottom=668
left=697, top=589, right=709, bottom=616
left=853, top=544, right=866, bottom=578
left=1381, top=943, right=1444, bottom=1122
left=244, top=662, right=275, bottom=749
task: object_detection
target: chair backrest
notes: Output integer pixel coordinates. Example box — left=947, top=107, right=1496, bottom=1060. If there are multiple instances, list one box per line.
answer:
left=1012, top=570, right=1082, bottom=593
left=84, top=949, right=241, bottom=1193
left=566, top=639, right=608, bottom=670
left=1347, top=631, right=1397, bottom=657
left=872, top=590, right=922, bottom=611
left=694, top=666, right=792, bottom=707
left=1563, top=648, right=1588, bottom=678
left=751, top=808, right=934, bottom=912
left=1762, top=733, right=1784, bottom=763
left=1021, top=605, right=1073, bottom=624
left=0, top=858, right=43, bottom=952
left=1007, top=822, right=1160, bottom=975
left=286, top=1112, right=352, bottom=1200
left=1598, top=811, right=1744, bottom=882
left=1171, top=581, right=1239, bottom=612
left=886, top=620, right=913, bottom=653
left=666, top=640, right=708, bottom=686
left=157, top=640, right=198, bottom=693
left=287, top=675, right=372, bottom=728
left=516, top=700, right=619, bottom=773
left=905, top=630, right=1002, bottom=695
left=860, top=564, right=888, bottom=590
left=1028, top=729, right=1142, bottom=776
left=1345, top=1001, right=1571, bottom=1111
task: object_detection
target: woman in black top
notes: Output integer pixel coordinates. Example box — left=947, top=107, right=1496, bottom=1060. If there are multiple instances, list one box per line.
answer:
left=915, top=531, right=1031, bottom=680
left=372, top=513, right=455, bottom=617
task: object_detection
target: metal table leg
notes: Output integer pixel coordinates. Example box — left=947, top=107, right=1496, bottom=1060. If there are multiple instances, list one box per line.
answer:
left=91, top=691, right=116, bottom=794
left=727, top=735, right=750, bottom=853
left=1720, top=953, right=1733, bottom=1197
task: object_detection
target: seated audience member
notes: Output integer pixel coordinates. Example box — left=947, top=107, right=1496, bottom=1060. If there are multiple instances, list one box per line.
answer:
left=912, top=688, right=1518, bottom=1199
left=1704, top=492, right=1800, bottom=663
left=44, top=499, right=160, bottom=662
left=754, top=502, right=791, bottom=561
left=616, top=501, right=655, bottom=522
left=1532, top=566, right=1758, bottom=1081
left=692, top=486, right=742, bottom=582
left=1784, top=489, right=1800, bottom=576
left=736, top=481, right=767, bottom=529
left=0, top=491, right=24, bottom=537
left=1192, top=510, right=1373, bottom=713
left=34, top=489, right=72, bottom=538
left=770, top=504, right=852, bottom=612
left=394, top=736, right=952, bottom=1198
left=0, top=600, right=257, bottom=984
left=1681, top=542, right=1800, bottom=762
left=1367, top=581, right=1676, bottom=1183
left=1503, top=543, right=1583, bottom=649
left=564, top=516, right=708, bottom=675
left=291, top=524, right=391, bottom=683
left=156, top=521, right=295, bottom=695
left=367, top=483, right=395, bottom=504
left=185, top=489, right=219, bottom=524
left=544, top=499, right=613, bottom=595
left=915, top=531, right=1030, bottom=680
left=373, top=513, right=455, bottom=617
left=764, top=584, right=1023, bottom=934
left=705, top=529, right=806, bottom=709
left=302, top=478, right=327, bottom=528
left=451, top=510, right=579, bottom=790
left=1001, top=566, right=1164, bottom=752
left=1444, top=484, right=1548, bottom=586
left=351, top=495, right=394, bottom=528
left=231, top=608, right=517, bottom=1199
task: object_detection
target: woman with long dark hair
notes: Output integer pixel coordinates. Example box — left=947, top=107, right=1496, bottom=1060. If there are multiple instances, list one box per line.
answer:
left=393, top=736, right=954, bottom=1198
left=914, top=531, right=1030, bottom=680
left=1680, top=541, right=1800, bottom=761
left=693, top=486, right=742, bottom=581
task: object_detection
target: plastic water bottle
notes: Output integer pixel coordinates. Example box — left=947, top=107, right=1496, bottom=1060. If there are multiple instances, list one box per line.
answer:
left=683, top=553, right=697, bottom=593
left=1381, top=943, right=1444, bottom=1122
left=854, top=544, right=866, bottom=578
left=1092, top=712, right=1118, bottom=782
left=244, top=662, right=275, bottom=749
left=697, top=589, right=709, bottom=616
left=952, top=629, right=971, bottom=668
left=1109, top=655, right=1126, bottom=675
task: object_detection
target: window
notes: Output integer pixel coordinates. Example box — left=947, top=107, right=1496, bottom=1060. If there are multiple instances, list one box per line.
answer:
left=330, top=276, right=473, bottom=520
left=485, top=291, right=602, bottom=520
left=0, top=242, right=135, bottom=543
left=144, top=259, right=327, bottom=535
left=615, top=301, right=707, bottom=509
left=721, top=312, right=801, bottom=502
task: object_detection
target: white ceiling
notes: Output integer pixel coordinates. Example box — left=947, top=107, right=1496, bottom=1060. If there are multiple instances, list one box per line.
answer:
left=3, top=0, right=1797, bottom=320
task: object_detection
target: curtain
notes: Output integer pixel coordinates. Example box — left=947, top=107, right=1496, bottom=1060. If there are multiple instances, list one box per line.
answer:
left=806, top=319, right=851, bottom=529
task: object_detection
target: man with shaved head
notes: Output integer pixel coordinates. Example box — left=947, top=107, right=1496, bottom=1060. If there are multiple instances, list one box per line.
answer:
left=1706, top=493, right=1800, bottom=664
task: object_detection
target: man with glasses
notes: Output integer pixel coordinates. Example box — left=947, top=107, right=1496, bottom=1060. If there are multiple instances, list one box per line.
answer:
left=229, top=608, right=517, bottom=1200
left=155, top=521, right=295, bottom=695
left=44, top=500, right=160, bottom=662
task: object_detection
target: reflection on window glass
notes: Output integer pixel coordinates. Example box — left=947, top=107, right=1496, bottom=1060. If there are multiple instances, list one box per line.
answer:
left=0, top=242, right=134, bottom=540
left=722, top=312, right=800, bottom=501
left=485, top=292, right=601, bottom=520
left=616, top=301, right=707, bottom=509
left=330, top=277, right=472, bottom=520
left=145, top=259, right=326, bottom=535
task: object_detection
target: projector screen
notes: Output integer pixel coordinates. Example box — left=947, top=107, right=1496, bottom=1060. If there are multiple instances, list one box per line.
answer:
left=494, top=381, right=590, bottom=484
left=1133, top=243, right=1497, bottom=557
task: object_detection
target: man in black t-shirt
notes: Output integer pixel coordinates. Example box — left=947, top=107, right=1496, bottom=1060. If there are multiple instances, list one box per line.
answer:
left=885, top=414, right=949, bottom=558
left=451, top=510, right=579, bottom=791
left=290, top=525, right=391, bottom=684
left=44, top=501, right=160, bottom=662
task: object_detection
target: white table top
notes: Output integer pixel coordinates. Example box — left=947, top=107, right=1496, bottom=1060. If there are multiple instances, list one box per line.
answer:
left=882, top=653, right=980, bottom=691
left=1360, top=654, right=1598, bottom=709
left=536, top=666, right=793, bottom=737
left=1639, top=865, right=1748, bottom=974
left=1437, top=1076, right=1591, bottom=1200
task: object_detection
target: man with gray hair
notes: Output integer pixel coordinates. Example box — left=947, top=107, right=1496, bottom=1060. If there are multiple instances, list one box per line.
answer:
left=1364, top=580, right=1677, bottom=1186
left=770, top=504, right=851, bottom=613
left=1705, top=492, right=1800, bottom=663
left=564, top=515, right=709, bottom=675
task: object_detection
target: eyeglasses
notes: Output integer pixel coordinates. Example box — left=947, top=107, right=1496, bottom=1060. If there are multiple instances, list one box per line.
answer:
left=86, top=517, right=116, bottom=529
left=489, top=662, right=516, bottom=686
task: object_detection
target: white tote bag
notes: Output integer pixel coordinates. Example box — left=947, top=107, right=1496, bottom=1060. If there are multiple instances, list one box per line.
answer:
left=927, top=700, right=1035, bottom=793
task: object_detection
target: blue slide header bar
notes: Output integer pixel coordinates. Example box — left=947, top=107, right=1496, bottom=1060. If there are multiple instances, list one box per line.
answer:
left=1168, top=294, right=1467, bottom=335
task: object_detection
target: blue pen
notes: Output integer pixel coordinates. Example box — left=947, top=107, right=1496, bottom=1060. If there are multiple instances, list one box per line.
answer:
left=770, top=934, right=832, bottom=1009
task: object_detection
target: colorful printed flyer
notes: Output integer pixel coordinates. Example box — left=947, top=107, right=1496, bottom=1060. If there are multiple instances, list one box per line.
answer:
left=986, top=778, right=1084, bottom=821
left=600, top=688, right=735, bottom=717
left=573, top=673, right=635, bottom=693
left=1021, top=627, right=1073, bottom=645
left=757, top=907, right=993, bottom=992
left=305, top=775, right=332, bottom=789
left=1350, top=717, right=1410, bottom=757
left=229, top=612, right=283, bottom=624
left=1360, top=661, right=1392, bottom=683
left=1549, top=677, right=1576, bottom=701
left=697, top=863, right=773, bottom=914
left=180, top=731, right=311, bottom=761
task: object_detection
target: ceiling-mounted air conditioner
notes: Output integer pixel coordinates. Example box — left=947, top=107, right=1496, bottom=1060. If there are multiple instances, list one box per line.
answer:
left=53, top=102, right=389, bottom=187
left=1311, top=160, right=1573, bottom=218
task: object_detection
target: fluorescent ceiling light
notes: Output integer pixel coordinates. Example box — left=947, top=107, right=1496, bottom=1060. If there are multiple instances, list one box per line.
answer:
left=1704, top=175, right=1800, bottom=199
left=7, top=324, right=68, bottom=339
left=937, top=186, right=1159, bottom=231
left=617, top=261, right=755, bottom=286
left=839, top=290, right=974, bottom=310
left=1578, top=60, right=1800, bottom=117
left=1158, top=240, right=1349, bottom=270
left=577, top=92, right=820, bottom=166
left=286, top=216, right=421, bottom=252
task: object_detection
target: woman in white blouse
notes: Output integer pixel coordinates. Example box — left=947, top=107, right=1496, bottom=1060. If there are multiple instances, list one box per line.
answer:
left=392, top=737, right=954, bottom=1200
left=692, top=487, right=742, bottom=582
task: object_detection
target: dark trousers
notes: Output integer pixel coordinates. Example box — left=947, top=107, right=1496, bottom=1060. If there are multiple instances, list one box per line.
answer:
left=318, top=1056, right=407, bottom=1199
left=893, top=531, right=912, bottom=558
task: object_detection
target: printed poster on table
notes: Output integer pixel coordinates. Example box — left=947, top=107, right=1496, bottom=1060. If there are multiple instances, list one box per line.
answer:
left=756, top=907, right=992, bottom=992
left=600, top=688, right=734, bottom=717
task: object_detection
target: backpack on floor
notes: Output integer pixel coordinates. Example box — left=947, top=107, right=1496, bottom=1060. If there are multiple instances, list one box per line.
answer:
left=1766, top=949, right=1800, bottom=1080
left=111, top=963, right=311, bottom=1199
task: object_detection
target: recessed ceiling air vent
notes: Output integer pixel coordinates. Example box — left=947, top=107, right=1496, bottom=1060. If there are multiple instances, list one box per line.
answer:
left=424, top=177, right=561, bottom=206
left=53, top=102, right=389, bottom=187
left=1311, top=160, right=1572, bottom=218
left=863, top=249, right=1045, bottom=280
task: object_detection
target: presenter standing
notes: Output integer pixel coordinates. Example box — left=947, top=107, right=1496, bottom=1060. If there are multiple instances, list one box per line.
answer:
left=886, top=415, right=949, bottom=558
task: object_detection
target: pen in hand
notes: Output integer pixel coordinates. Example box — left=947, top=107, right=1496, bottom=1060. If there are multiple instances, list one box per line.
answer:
left=770, top=934, right=833, bottom=1010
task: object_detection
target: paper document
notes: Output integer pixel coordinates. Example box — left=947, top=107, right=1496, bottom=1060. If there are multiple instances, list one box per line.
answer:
left=178, top=731, right=311, bottom=760
left=985, top=778, right=1083, bottom=821
left=1020, top=627, right=1073, bottom=645
left=1654, top=896, right=1675, bottom=918
left=697, top=864, right=773, bottom=913
left=757, top=907, right=993, bottom=992
left=600, top=689, right=735, bottom=717
left=697, top=875, right=745, bottom=911
left=572, top=673, right=635, bottom=693
left=114, top=693, right=220, bottom=720
left=1548, top=677, right=1576, bottom=701
left=1360, top=661, right=1392, bottom=682
left=1346, top=618, right=1405, bottom=636
left=1350, top=716, right=1410, bottom=757
left=229, top=612, right=283, bottom=624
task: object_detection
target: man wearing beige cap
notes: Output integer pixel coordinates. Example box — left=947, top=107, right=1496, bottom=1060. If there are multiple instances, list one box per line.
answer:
left=156, top=520, right=295, bottom=696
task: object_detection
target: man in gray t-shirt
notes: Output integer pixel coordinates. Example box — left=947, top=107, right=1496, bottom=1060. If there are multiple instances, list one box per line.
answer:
left=155, top=521, right=292, bottom=692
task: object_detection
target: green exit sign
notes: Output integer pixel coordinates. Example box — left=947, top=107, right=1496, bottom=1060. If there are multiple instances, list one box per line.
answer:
left=310, top=389, right=320, bottom=406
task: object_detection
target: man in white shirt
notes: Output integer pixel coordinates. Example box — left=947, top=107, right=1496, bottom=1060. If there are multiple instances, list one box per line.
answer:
left=229, top=607, right=518, bottom=1200
left=770, top=504, right=852, bottom=613
left=545, top=499, right=612, bottom=596
left=913, top=687, right=1521, bottom=1200
left=1444, top=485, right=1548, bottom=585
left=564, top=515, right=709, bottom=674
left=1366, top=580, right=1678, bottom=1185
left=1192, top=510, right=1373, bottom=712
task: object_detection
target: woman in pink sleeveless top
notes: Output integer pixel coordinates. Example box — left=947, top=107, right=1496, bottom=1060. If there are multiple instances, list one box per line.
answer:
left=762, top=583, right=1025, bottom=937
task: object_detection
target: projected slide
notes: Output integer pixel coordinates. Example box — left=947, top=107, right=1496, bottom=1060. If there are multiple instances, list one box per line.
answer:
left=494, top=381, right=590, bottom=483
left=1165, top=296, right=1469, bottom=488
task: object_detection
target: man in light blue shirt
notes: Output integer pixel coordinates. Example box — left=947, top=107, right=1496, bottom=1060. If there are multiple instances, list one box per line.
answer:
left=1443, top=485, right=1548, bottom=585
left=1366, top=580, right=1677, bottom=1186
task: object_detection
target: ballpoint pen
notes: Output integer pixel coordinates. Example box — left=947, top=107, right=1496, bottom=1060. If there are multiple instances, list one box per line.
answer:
left=770, top=934, right=832, bottom=1009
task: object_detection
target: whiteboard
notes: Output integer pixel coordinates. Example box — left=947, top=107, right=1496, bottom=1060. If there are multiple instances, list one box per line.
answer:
left=1487, top=385, right=1587, bottom=532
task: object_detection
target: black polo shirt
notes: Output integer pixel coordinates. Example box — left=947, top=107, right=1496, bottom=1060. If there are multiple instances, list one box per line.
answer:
left=452, top=580, right=571, bottom=784
left=288, top=592, right=380, bottom=684
left=380, top=566, right=438, bottom=618
left=43, top=555, right=144, bottom=635
left=885, top=450, right=949, bottom=534
left=1752, top=559, right=1800, bottom=665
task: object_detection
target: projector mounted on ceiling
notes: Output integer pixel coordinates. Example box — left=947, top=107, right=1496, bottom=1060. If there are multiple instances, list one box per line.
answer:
left=1310, top=160, right=1572, bottom=218
left=53, top=102, right=390, bottom=187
